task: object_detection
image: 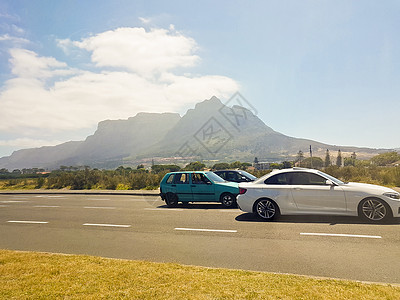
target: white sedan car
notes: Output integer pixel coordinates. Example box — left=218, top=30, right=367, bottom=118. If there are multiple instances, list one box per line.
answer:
left=237, top=168, right=400, bottom=222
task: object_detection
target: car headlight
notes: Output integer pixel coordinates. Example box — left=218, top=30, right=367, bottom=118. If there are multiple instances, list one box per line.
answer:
left=383, top=192, right=400, bottom=200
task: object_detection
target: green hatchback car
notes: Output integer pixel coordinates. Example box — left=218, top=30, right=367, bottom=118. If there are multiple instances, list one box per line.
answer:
left=160, top=171, right=239, bottom=207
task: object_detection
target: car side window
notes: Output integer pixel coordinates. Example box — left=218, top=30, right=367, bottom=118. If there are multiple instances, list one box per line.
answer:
left=166, top=174, right=174, bottom=184
left=216, top=172, right=226, bottom=180
left=227, top=171, right=240, bottom=181
left=265, top=173, right=289, bottom=185
left=174, top=173, right=189, bottom=184
left=307, top=173, right=328, bottom=185
left=192, top=173, right=210, bottom=184
left=289, top=172, right=327, bottom=185
left=289, top=172, right=309, bottom=185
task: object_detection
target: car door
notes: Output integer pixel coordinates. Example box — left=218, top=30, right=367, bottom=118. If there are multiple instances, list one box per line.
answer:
left=172, top=173, right=193, bottom=202
left=191, top=173, right=215, bottom=201
left=289, top=172, right=346, bottom=213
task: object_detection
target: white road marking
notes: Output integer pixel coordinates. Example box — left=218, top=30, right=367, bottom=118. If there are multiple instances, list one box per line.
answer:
left=175, top=227, right=237, bottom=233
left=8, top=220, right=48, bottom=224
left=84, top=206, right=116, bottom=209
left=145, top=208, right=184, bottom=211
left=34, top=205, right=60, bottom=208
left=0, top=200, right=27, bottom=203
left=33, top=195, right=65, bottom=198
left=83, top=223, right=131, bottom=228
left=300, top=233, right=382, bottom=239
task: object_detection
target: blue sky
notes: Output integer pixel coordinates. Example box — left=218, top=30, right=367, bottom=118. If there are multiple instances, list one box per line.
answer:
left=0, top=0, right=399, bottom=158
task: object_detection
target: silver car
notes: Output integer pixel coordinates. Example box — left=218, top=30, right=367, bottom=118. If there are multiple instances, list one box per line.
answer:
left=237, top=168, right=400, bottom=222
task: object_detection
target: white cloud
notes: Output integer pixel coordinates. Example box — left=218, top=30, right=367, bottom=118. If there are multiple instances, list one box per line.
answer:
left=0, top=138, right=64, bottom=149
left=139, top=17, right=151, bottom=24
left=0, top=34, right=29, bottom=45
left=69, top=27, right=200, bottom=76
left=0, top=25, right=239, bottom=156
left=9, top=48, right=74, bottom=78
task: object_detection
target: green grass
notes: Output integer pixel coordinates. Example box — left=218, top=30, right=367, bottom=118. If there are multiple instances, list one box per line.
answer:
left=1, top=250, right=399, bottom=299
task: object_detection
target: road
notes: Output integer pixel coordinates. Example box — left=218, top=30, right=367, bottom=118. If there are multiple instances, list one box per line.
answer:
left=1, top=193, right=400, bottom=284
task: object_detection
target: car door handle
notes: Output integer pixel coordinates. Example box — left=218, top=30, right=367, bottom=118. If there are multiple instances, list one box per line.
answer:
left=171, top=185, right=176, bottom=187
left=294, top=188, right=302, bottom=191
left=191, top=185, right=196, bottom=187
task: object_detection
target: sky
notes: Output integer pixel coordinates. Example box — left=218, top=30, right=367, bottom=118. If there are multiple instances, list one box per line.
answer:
left=0, top=0, right=399, bottom=158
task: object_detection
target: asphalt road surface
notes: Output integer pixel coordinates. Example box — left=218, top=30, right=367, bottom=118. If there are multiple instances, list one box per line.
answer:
left=1, top=193, right=400, bottom=284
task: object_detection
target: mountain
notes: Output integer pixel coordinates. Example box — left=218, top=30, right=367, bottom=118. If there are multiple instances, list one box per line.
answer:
left=0, top=96, right=388, bottom=170
left=0, top=112, right=180, bottom=170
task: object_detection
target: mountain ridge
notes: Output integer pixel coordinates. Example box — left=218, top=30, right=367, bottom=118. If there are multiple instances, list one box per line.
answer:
left=0, top=96, right=389, bottom=170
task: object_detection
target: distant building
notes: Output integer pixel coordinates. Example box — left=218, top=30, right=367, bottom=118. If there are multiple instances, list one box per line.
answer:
left=253, top=162, right=271, bottom=170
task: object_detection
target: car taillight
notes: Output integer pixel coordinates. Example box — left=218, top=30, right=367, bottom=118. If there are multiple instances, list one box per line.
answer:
left=239, top=188, right=247, bottom=194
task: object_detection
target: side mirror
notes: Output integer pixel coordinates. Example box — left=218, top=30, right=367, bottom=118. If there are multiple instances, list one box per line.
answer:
left=325, top=180, right=335, bottom=186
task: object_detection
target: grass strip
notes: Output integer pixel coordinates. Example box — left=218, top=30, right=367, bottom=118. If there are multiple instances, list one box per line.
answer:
left=1, top=249, right=399, bottom=299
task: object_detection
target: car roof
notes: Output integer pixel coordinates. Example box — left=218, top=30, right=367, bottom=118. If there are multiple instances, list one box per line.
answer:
left=214, top=169, right=245, bottom=172
left=166, top=171, right=208, bottom=174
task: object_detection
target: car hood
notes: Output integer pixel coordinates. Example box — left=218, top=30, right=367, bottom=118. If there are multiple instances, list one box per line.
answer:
left=343, top=182, right=397, bottom=194
left=215, top=181, right=239, bottom=189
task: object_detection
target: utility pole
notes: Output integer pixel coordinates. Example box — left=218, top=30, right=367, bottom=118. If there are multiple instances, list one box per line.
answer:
left=310, top=145, right=313, bottom=169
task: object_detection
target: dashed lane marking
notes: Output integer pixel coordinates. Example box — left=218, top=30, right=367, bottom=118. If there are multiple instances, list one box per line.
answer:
left=175, top=228, right=237, bottom=233
left=300, top=232, right=382, bottom=239
left=84, top=206, right=116, bottom=209
left=83, top=223, right=131, bottom=228
left=7, top=220, right=48, bottom=224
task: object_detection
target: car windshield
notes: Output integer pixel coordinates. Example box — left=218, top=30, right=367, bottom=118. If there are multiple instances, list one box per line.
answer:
left=239, top=171, right=257, bottom=180
left=317, top=171, right=345, bottom=185
left=205, top=172, right=225, bottom=183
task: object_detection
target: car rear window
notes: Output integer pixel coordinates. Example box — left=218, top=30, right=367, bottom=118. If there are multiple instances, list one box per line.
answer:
left=265, top=173, right=289, bottom=185
left=166, top=174, right=174, bottom=184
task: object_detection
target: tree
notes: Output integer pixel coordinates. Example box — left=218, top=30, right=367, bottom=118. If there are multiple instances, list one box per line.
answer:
left=151, top=164, right=181, bottom=173
left=254, top=157, right=259, bottom=164
left=282, top=161, right=292, bottom=169
left=345, top=152, right=357, bottom=167
left=229, top=161, right=251, bottom=170
left=302, top=157, right=323, bottom=169
left=212, top=162, right=230, bottom=170
left=336, top=150, right=342, bottom=167
left=371, top=152, right=400, bottom=166
left=184, top=161, right=205, bottom=171
left=324, top=149, right=331, bottom=167
left=351, top=152, right=357, bottom=160
left=295, top=150, right=304, bottom=166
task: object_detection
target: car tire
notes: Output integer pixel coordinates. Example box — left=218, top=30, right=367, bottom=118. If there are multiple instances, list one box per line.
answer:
left=165, top=193, right=179, bottom=207
left=220, top=193, right=236, bottom=208
left=358, top=197, right=392, bottom=222
left=254, top=199, right=280, bottom=221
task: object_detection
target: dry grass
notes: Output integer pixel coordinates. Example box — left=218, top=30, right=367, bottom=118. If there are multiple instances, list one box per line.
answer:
left=1, top=250, right=400, bottom=299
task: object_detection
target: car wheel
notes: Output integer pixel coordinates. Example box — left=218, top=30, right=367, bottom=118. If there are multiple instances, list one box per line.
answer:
left=220, top=193, right=236, bottom=208
left=165, top=193, right=179, bottom=207
left=254, top=199, right=280, bottom=221
left=359, top=198, right=392, bottom=222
